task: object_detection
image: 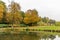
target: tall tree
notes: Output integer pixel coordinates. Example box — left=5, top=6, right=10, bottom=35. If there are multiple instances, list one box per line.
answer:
left=9, top=1, right=22, bottom=24
left=31, top=9, right=40, bottom=23
left=0, top=1, right=6, bottom=23
left=23, top=9, right=31, bottom=24
left=23, top=9, right=40, bottom=26
left=5, top=12, right=12, bottom=24
left=9, top=1, right=21, bottom=12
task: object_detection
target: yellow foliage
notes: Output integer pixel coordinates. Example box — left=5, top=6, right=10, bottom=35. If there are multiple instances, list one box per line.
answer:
left=23, top=9, right=40, bottom=24
left=23, top=17, right=31, bottom=24
left=0, top=4, right=5, bottom=12
left=6, top=11, right=23, bottom=24
left=0, top=12, right=3, bottom=21
left=25, top=12, right=31, bottom=17
left=5, top=12, right=12, bottom=23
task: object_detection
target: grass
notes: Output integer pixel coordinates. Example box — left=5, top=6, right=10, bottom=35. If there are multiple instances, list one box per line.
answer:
left=0, top=26, right=60, bottom=32
left=0, top=24, right=9, bottom=27
left=26, top=26, right=60, bottom=31
left=0, top=24, right=60, bottom=32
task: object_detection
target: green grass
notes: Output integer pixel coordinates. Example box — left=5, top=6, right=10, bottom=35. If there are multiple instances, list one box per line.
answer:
left=0, top=24, right=60, bottom=32
left=37, top=26, right=60, bottom=30
left=26, top=26, right=60, bottom=31
left=0, top=24, right=9, bottom=27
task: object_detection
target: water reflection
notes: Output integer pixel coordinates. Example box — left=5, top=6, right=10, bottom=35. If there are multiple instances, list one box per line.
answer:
left=0, top=31, right=60, bottom=40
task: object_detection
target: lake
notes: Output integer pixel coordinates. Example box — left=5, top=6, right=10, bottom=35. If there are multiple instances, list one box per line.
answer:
left=0, top=31, right=60, bottom=40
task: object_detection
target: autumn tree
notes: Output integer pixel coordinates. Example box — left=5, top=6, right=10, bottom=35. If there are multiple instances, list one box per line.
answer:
left=0, top=1, right=6, bottom=23
left=8, top=1, right=23, bottom=24
left=23, top=9, right=31, bottom=25
left=31, top=9, right=40, bottom=24
left=19, top=11, right=25, bottom=24
left=5, top=12, right=12, bottom=24
left=0, top=1, right=56, bottom=26
left=23, top=9, right=40, bottom=26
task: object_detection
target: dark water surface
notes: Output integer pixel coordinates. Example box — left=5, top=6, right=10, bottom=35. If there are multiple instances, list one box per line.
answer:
left=0, top=31, right=60, bottom=40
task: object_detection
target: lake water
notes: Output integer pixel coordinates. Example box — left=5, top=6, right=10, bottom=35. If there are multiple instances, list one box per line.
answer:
left=0, top=31, right=60, bottom=40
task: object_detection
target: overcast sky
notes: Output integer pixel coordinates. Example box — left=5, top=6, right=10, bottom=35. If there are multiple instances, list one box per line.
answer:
left=2, top=0, right=60, bottom=21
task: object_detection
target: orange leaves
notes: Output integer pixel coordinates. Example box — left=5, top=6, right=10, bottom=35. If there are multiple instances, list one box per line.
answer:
left=13, top=12, right=23, bottom=24
left=23, top=9, right=40, bottom=25
left=0, top=1, right=6, bottom=13
left=5, top=11, right=23, bottom=24
left=5, top=12, right=12, bottom=23
left=0, top=1, right=6, bottom=23
left=30, top=15, right=40, bottom=23
left=0, top=12, right=3, bottom=21
left=25, top=12, right=31, bottom=17
left=0, top=4, right=4, bottom=12
left=23, top=17, right=31, bottom=24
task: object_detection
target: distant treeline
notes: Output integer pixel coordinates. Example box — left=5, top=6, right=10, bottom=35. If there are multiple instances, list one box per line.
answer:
left=0, top=1, right=59, bottom=26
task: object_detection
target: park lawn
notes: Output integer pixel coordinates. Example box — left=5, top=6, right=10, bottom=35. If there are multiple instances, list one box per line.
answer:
left=0, top=24, right=60, bottom=32
left=38, top=26, right=60, bottom=30
left=0, top=24, right=59, bottom=30
left=28, top=26, right=60, bottom=31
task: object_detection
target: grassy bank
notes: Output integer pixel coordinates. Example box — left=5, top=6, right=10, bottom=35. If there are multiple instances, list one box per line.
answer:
left=0, top=26, right=60, bottom=33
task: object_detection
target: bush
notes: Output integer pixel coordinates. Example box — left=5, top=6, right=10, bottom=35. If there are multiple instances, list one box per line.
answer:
left=20, top=24, right=27, bottom=27
left=0, top=24, right=9, bottom=28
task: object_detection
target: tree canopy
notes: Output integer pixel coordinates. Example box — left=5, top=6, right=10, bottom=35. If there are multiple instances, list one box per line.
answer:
left=0, top=1, right=57, bottom=26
